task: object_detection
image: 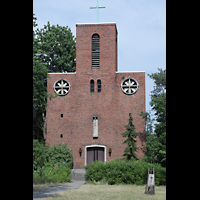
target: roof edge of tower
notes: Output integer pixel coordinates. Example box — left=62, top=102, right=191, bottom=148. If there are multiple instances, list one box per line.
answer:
left=76, top=22, right=118, bottom=34
left=76, top=22, right=116, bottom=26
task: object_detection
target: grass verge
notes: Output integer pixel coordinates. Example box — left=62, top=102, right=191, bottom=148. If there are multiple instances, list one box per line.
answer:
left=41, top=184, right=166, bottom=200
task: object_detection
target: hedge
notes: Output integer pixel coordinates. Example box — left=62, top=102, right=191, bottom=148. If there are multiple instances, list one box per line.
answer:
left=85, top=159, right=166, bottom=185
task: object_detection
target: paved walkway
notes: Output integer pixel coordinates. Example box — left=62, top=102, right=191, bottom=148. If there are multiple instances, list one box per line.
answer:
left=33, top=180, right=85, bottom=199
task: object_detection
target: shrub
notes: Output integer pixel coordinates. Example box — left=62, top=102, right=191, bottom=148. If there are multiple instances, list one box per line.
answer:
left=33, top=170, right=41, bottom=183
left=131, top=160, right=148, bottom=185
left=33, top=140, right=73, bottom=184
left=153, top=163, right=166, bottom=185
left=43, top=164, right=72, bottom=183
left=85, top=161, right=105, bottom=182
left=105, top=159, right=132, bottom=184
left=33, top=140, right=49, bottom=170
left=47, top=143, right=73, bottom=168
left=33, top=140, right=73, bottom=169
left=33, top=164, right=72, bottom=184
left=85, top=159, right=166, bottom=185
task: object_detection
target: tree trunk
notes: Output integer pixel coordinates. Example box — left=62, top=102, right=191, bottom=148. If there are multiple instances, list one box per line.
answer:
left=42, top=112, right=46, bottom=141
left=145, top=168, right=155, bottom=195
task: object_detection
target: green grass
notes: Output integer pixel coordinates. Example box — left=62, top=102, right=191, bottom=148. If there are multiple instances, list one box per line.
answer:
left=41, top=184, right=166, bottom=200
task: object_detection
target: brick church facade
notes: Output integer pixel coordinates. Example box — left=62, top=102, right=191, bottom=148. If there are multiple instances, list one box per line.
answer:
left=46, top=23, right=146, bottom=168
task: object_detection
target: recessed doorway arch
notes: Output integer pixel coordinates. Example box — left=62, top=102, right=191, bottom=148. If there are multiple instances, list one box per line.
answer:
left=85, top=144, right=106, bottom=166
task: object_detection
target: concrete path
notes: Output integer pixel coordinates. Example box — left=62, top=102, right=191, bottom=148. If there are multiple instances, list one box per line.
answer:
left=33, top=180, right=85, bottom=199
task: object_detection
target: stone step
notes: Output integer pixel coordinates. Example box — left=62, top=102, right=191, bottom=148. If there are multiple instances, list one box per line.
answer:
left=72, top=173, right=85, bottom=181
left=71, top=168, right=86, bottom=181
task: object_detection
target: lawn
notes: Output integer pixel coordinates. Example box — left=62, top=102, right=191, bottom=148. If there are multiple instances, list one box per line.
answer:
left=41, top=184, right=166, bottom=200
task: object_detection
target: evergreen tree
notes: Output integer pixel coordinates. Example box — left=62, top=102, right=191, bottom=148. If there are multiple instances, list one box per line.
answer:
left=121, top=113, right=139, bottom=160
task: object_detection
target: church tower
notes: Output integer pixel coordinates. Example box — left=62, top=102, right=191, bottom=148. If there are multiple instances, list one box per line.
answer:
left=46, top=22, right=146, bottom=168
left=76, top=23, right=118, bottom=74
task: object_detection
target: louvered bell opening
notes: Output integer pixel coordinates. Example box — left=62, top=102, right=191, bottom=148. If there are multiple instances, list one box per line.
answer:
left=92, top=34, right=100, bottom=68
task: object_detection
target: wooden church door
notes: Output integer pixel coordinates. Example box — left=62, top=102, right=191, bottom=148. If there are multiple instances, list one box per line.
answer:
left=87, top=147, right=104, bottom=165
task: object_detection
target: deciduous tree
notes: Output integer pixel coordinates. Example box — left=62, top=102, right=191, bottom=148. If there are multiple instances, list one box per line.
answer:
left=141, top=68, right=166, bottom=166
left=35, top=21, right=76, bottom=72
left=33, top=14, right=76, bottom=141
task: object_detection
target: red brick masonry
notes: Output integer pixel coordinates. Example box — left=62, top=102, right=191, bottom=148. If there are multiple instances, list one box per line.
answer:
left=46, top=23, right=146, bottom=168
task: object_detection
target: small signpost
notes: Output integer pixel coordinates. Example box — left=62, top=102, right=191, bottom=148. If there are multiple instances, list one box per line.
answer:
left=145, top=167, right=155, bottom=195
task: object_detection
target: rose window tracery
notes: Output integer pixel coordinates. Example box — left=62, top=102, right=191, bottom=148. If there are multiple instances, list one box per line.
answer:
left=54, top=79, right=70, bottom=96
left=121, top=78, right=138, bottom=95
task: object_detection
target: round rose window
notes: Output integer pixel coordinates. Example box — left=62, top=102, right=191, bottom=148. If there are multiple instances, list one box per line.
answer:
left=54, top=79, right=70, bottom=96
left=121, top=78, right=138, bottom=95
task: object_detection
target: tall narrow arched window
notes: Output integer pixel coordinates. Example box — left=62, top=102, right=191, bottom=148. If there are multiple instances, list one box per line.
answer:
left=97, top=79, right=101, bottom=93
left=90, top=80, right=94, bottom=93
left=92, top=34, right=100, bottom=68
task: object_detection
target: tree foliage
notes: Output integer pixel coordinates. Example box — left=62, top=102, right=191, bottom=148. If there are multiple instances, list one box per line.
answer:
left=33, top=140, right=73, bottom=184
left=150, top=90, right=166, bottom=166
left=33, top=140, right=73, bottom=171
left=47, top=144, right=73, bottom=168
left=35, top=21, right=76, bottom=73
left=33, top=14, right=47, bottom=111
left=139, top=111, right=153, bottom=135
left=33, top=139, right=49, bottom=171
left=141, top=68, right=166, bottom=167
left=33, top=14, right=76, bottom=141
left=33, top=14, right=49, bottom=140
left=121, top=113, right=139, bottom=161
left=148, top=68, right=166, bottom=98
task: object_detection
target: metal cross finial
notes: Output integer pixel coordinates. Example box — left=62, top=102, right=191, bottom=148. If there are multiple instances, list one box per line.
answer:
left=90, top=1, right=106, bottom=23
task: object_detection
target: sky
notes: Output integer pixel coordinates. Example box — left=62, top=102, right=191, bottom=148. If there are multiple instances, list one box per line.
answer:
left=33, top=0, right=166, bottom=114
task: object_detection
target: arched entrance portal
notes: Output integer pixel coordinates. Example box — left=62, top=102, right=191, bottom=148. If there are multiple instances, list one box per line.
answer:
left=85, top=145, right=106, bottom=166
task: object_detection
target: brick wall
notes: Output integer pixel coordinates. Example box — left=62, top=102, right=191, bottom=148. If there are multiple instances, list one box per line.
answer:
left=76, top=23, right=118, bottom=74
left=46, top=23, right=146, bottom=168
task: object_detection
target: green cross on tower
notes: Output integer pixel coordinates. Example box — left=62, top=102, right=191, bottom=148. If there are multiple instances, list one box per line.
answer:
left=90, top=1, right=106, bottom=23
